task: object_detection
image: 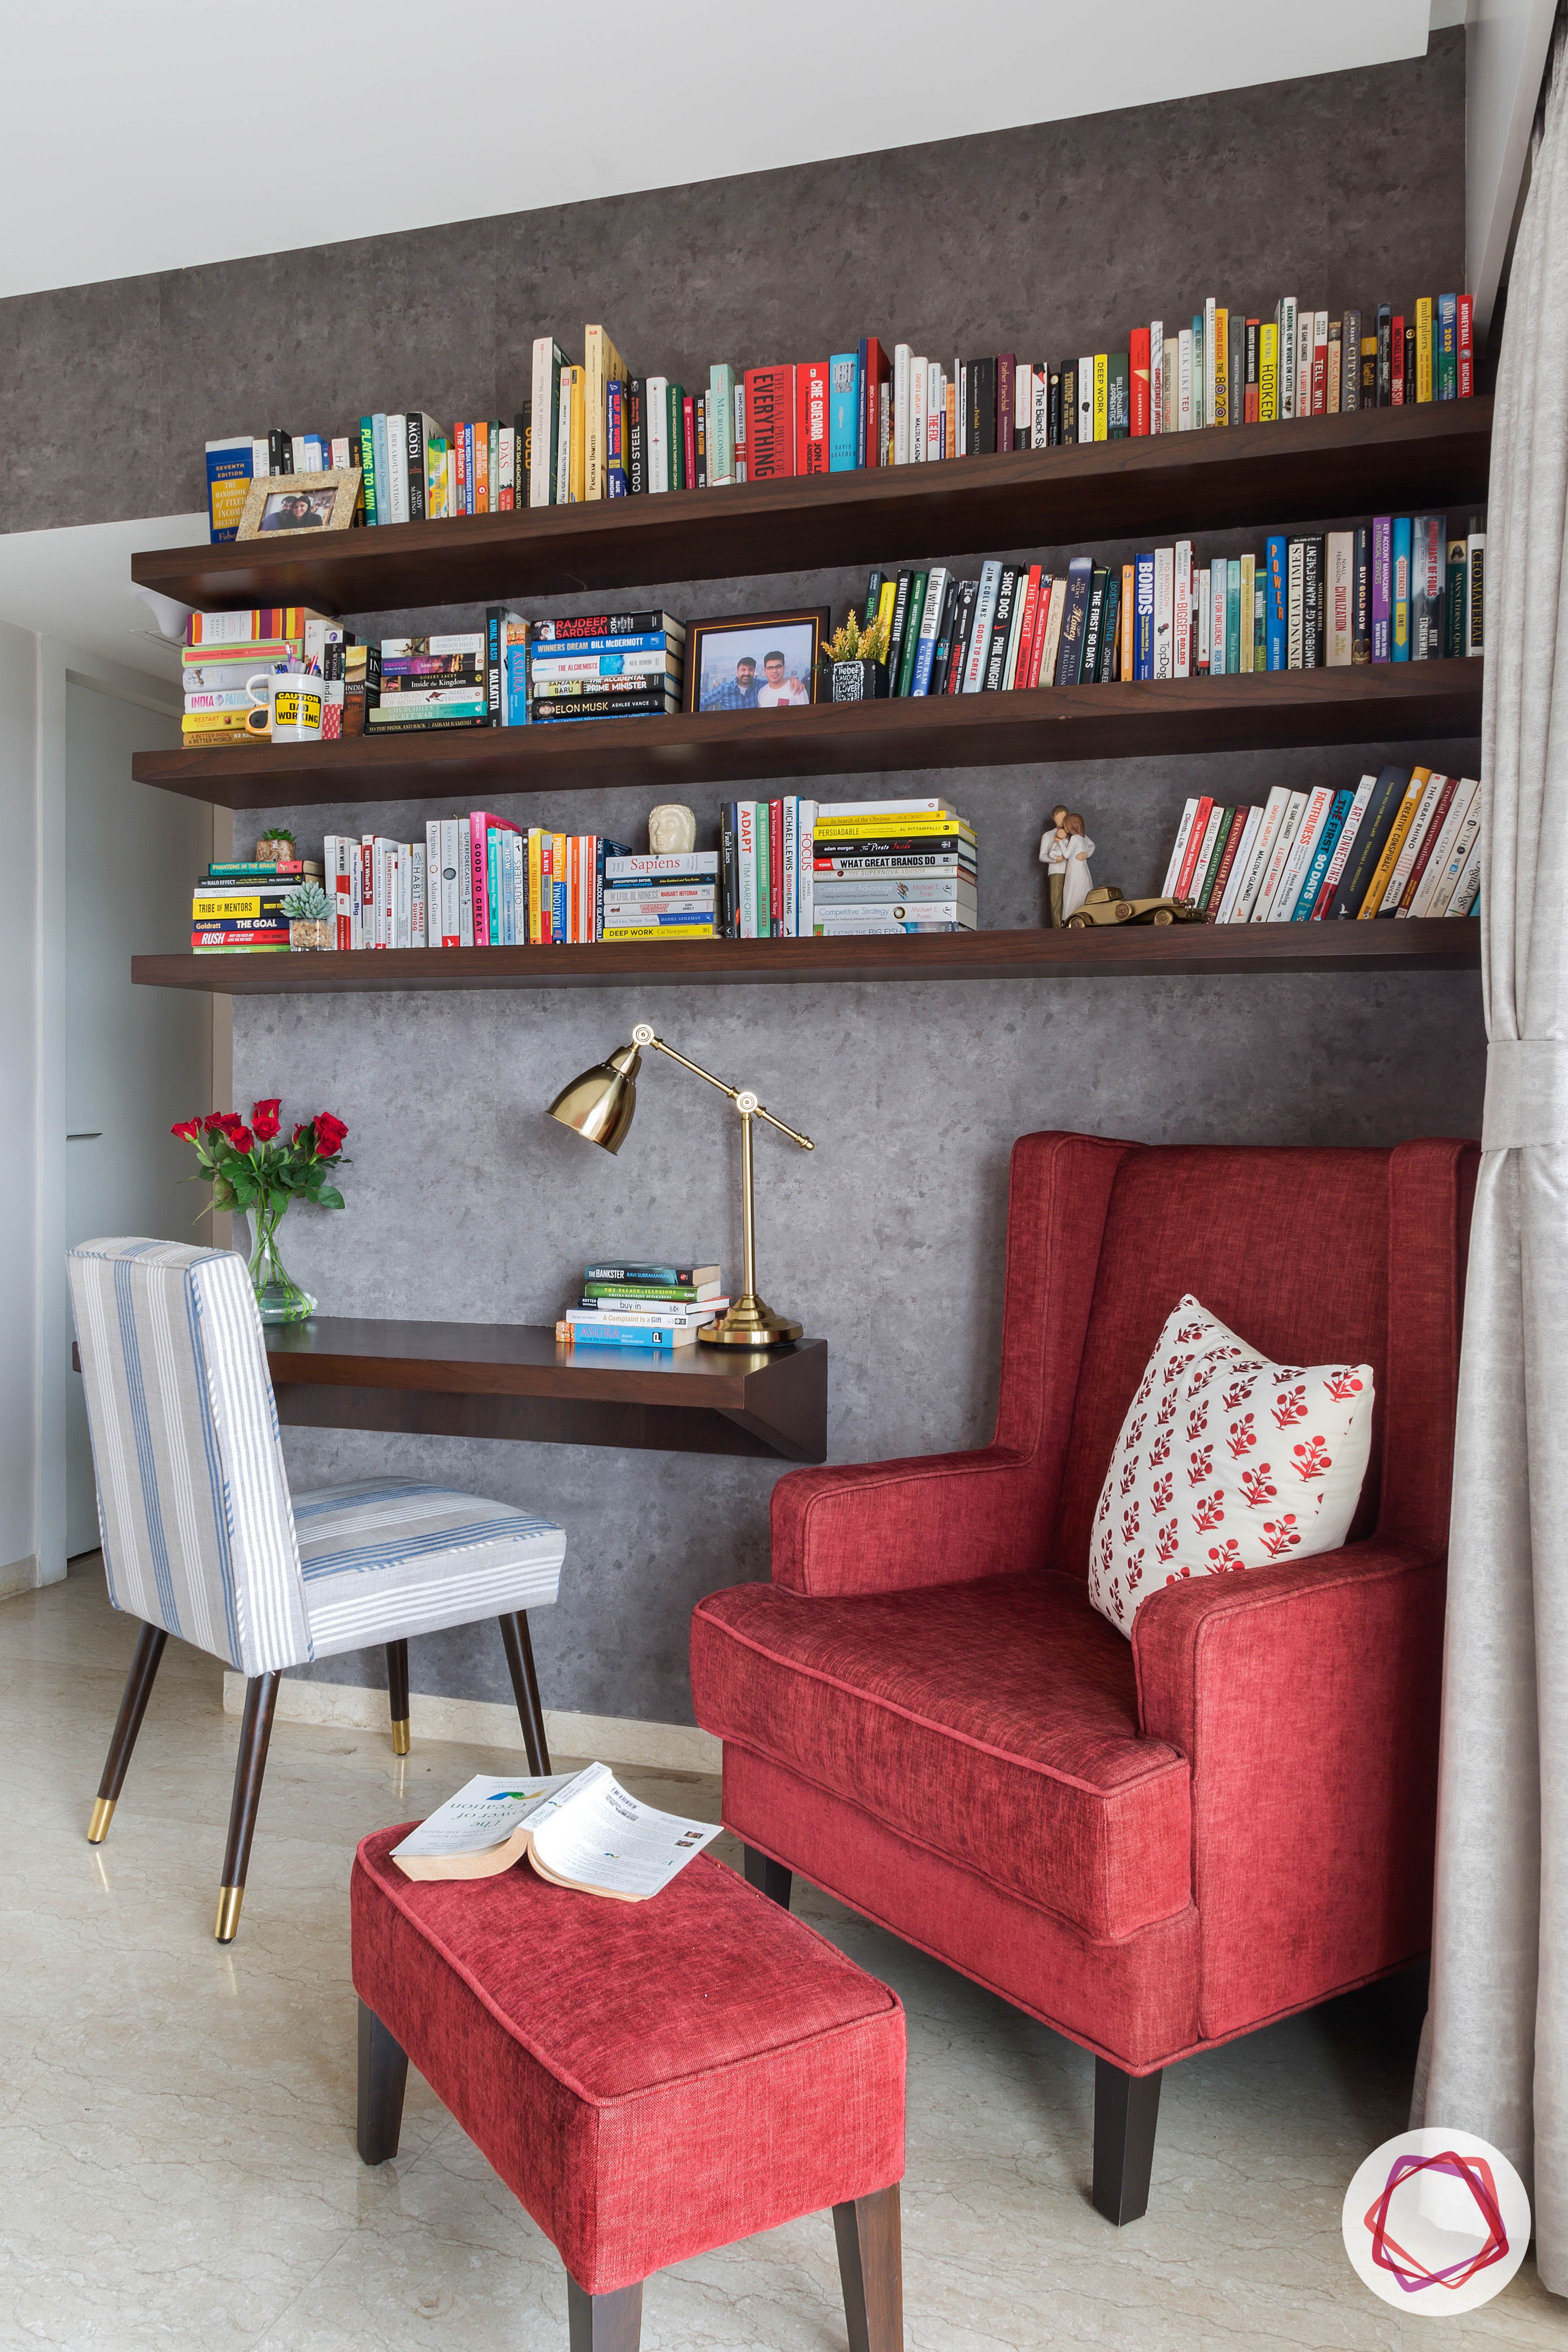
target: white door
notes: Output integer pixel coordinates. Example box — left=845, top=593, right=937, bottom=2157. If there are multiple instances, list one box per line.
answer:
left=62, top=681, right=213, bottom=1557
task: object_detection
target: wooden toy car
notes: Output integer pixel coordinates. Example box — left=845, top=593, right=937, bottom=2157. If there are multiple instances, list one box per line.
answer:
left=1064, top=886, right=1202, bottom=928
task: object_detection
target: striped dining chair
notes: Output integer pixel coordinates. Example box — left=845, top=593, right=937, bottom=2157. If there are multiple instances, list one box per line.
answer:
left=68, top=1237, right=566, bottom=1942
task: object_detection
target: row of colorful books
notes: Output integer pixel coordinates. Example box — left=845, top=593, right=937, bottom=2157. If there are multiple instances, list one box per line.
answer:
left=850, top=511, right=1485, bottom=702
left=1159, top=765, right=1483, bottom=926
left=202, top=294, right=1479, bottom=538
left=556, top=1261, right=725, bottom=1349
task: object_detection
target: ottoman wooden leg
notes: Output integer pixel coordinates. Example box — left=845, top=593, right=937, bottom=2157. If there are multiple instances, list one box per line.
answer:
left=566, top=2273, right=642, bottom=2350
left=357, top=1998, right=410, bottom=2164
left=834, top=2184, right=903, bottom=2352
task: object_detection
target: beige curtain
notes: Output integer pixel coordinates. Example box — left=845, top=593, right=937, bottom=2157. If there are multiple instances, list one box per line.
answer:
left=1417, top=22, right=1568, bottom=2294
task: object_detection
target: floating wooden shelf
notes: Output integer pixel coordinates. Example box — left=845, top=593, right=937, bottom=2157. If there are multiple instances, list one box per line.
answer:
left=264, top=1317, right=828, bottom=1462
left=132, top=918, right=1479, bottom=995
left=134, top=661, right=1483, bottom=812
left=131, top=399, right=1491, bottom=616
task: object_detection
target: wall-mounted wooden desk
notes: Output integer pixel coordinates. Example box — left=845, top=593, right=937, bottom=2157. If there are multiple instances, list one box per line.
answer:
left=262, top=1318, right=828, bottom=1464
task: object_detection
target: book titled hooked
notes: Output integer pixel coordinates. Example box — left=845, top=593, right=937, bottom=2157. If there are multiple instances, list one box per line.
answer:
left=390, top=1766, right=721, bottom=1900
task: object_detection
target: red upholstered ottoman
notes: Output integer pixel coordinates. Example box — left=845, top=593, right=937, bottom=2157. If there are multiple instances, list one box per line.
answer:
left=351, top=1826, right=907, bottom=2349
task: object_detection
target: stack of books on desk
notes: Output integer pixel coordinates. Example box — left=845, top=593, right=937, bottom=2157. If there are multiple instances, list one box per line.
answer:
left=556, top=1262, right=726, bottom=1348
left=602, top=851, right=719, bottom=939
left=811, top=800, right=977, bottom=934
left=529, top=611, right=685, bottom=723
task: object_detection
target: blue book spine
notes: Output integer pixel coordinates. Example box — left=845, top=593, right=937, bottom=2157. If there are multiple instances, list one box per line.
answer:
left=371, top=414, right=390, bottom=524
left=553, top=869, right=567, bottom=942
left=500, top=835, right=516, bottom=946
left=506, top=644, right=529, bottom=725
left=1266, top=537, right=1288, bottom=670
left=1291, top=788, right=1353, bottom=920
left=565, top=1326, right=682, bottom=1348
left=1134, top=553, right=1155, bottom=679
left=1391, top=517, right=1412, bottom=661
left=829, top=353, right=861, bottom=472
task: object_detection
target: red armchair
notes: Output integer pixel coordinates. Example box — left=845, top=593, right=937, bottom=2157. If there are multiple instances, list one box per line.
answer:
left=690, top=1132, right=1476, bottom=2222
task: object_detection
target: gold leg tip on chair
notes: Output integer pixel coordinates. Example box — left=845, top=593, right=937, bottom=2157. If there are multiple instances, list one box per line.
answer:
left=87, top=1797, right=116, bottom=1844
left=214, top=1886, right=245, bottom=1942
left=391, top=1719, right=411, bottom=1757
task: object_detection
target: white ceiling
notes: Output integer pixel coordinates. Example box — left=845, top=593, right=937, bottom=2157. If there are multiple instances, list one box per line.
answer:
left=7, top=0, right=1441, bottom=302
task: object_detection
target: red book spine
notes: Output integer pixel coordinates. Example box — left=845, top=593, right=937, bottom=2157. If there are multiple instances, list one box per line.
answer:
left=1391, top=316, right=1406, bottom=404
left=1173, top=797, right=1214, bottom=902
left=769, top=800, right=784, bottom=930
left=796, top=364, right=829, bottom=475
left=863, top=338, right=888, bottom=468
left=1312, top=345, right=1327, bottom=413
left=1130, top=328, right=1150, bottom=434
left=742, top=366, right=795, bottom=478
left=1458, top=297, right=1474, bottom=395
left=996, top=354, right=1015, bottom=453
left=1013, top=565, right=1043, bottom=692
left=682, top=398, right=697, bottom=490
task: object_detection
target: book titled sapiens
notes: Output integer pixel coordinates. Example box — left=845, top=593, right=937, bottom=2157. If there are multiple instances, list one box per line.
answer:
left=389, top=1764, right=720, bottom=1902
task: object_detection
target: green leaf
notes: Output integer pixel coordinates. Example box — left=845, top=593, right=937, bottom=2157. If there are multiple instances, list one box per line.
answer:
left=314, top=1186, right=345, bottom=1211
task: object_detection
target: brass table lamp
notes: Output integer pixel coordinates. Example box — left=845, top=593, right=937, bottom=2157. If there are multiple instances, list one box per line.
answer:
left=546, top=1021, right=813, bottom=1347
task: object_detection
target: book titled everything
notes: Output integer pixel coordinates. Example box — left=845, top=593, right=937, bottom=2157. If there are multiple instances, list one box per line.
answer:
left=390, top=1766, right=720, bottom=1901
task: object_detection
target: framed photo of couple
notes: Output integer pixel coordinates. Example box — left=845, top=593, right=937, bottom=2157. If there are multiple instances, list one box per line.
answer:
left=688, top=607, right=829, bottom=715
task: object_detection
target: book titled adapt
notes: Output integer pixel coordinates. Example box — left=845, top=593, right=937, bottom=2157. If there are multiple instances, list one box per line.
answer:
left=389, top=1764, right=721, bottom=1901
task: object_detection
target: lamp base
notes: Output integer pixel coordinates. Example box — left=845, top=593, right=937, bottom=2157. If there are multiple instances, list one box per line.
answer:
left=701, top=1294, right=802, bottom=1348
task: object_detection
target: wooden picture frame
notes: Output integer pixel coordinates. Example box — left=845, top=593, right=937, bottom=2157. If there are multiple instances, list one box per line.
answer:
left=237, top=469, right=361, bottom=540
left=687, top=607, right=830, bottom=715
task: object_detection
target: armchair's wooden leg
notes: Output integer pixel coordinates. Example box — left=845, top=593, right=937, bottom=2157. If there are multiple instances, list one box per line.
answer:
left=386, top=1638, right=411, bottom=1755
left=834, top=2184, right=903, bottom=2352
left=88, top=1620, right=168, bottom=1841
left=744, top=1845, right=793, bottom=1909
left=356, top=1998, right=409, bottom=2164
left=215, top=1670, right=280, bottom=1942
left=499, top=1610, right=551, bottom=1774
left=566, top=2273, right=642, bottom=2350
left=1092, top=2057, right=1162, bottom=2225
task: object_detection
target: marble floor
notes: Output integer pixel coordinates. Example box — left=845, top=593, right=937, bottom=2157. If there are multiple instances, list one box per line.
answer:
left=3, top=1563, right=1562, bottom=2352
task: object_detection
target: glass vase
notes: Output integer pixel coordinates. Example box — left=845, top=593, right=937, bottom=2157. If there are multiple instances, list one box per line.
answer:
left=248, top=1202, right=316, bottom=1324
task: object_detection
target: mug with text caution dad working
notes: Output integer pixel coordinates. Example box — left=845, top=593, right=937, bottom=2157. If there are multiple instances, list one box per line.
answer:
left=246, top=671, right=323, bottom=741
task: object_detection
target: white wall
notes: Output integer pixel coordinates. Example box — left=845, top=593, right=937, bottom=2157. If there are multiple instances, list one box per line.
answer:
left=0, top=620, right=39, bottom=1594
left=1468, top=0, right=1559, bottom=339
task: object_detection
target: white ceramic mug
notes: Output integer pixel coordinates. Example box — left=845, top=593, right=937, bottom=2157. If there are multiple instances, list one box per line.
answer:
left=245, top=672, right=324, bottom=742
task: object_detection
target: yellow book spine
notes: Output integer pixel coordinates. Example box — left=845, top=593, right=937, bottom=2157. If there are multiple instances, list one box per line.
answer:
left=182, top=710, right=256, bottom=732
left=1357, top=772, right=1429, bottom=916
left=584, top=327, right=604, bottom=502
left=599, top=925, right=716, bottom=940
left=568, top=371, right=586, bottom=502
left=193, top=895, right=271, bottom=919
left=813, top=818, right=976, bottom=841
left=1093, top=355, right=1108, bottom=442
left=1212, top=311, right=1229, bottom=426
left=528, top=829, right=542, bottom=943
left=1416, top=298, right=1434, bottom=402
left=875, top=578, right=897, bottom=654
left=1259, top=325, right=1279, bottom=422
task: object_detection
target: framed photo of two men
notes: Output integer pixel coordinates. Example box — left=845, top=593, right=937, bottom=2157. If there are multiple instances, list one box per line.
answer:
left=689, top=608, right=829, bottom=715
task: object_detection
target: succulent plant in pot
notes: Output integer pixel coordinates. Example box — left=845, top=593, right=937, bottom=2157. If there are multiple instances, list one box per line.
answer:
left=280, top=878, right=335, bottom=950
left=820, top=609, right=892, bottom=701
left=255, top=825, right=299, bottom=864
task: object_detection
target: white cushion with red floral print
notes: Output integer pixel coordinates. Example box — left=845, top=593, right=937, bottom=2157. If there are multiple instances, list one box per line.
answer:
left=1086, top=1293, right=1375, bottom=1636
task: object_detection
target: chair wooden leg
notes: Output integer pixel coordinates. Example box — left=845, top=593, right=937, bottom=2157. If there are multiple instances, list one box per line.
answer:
left=566, top=2273, right=642, bottom=2350
left=88, top=1620, right=168, bottom=1842
left=386, top=1638, right=411, bottom=1756
left=499, top=1610, right=551, bottom=1774
left=357, top=1998, right=410, bottom=2164
left=744, top=1845, right=793, bottom=1909
left=834, top=2184, right=903, bottom=2352
left=215, top=1670, right=280, bottom=1942
left=1092, top=2057, right=1162, bottom=2225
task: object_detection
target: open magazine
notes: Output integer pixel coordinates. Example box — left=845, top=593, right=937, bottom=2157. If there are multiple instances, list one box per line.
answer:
left=390, top=1763, right=721, bottom=1902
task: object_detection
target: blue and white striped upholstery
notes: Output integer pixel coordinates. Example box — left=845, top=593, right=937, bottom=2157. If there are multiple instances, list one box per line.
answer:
left=68, top=1240, right=308, bottom=1675
left=294, top=1480, right=565, bottom=1657
left=68, top=1241, right=565, bottom=1678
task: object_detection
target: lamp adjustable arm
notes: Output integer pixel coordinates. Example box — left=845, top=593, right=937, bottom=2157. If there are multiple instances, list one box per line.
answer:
left=632, top=1024, right=814, bottom=1150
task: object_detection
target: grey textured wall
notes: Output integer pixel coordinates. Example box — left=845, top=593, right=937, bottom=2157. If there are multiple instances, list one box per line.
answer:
left=7, top=33, right=1486, bottom=1724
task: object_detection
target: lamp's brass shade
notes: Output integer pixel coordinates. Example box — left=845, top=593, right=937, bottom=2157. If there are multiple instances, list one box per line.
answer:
left=546, top=1042, right=641, bottom=1154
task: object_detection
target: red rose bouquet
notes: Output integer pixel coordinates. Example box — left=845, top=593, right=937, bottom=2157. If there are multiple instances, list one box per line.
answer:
left=172, top=1099, right=349, bottom=1323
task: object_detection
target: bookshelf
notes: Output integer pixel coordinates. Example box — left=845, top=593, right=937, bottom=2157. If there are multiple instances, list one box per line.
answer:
left=132, top=919, right=1480, bottom=995
left=132, top=399, right=1492, bottom=617
left=138, top=665, right=1482, bottom=811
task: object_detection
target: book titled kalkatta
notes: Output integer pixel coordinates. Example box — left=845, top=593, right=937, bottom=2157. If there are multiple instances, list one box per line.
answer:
left=389, top=1765, right=720, bottom=1901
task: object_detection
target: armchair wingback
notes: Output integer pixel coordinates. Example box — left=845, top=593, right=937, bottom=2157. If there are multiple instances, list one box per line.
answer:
left=691, top=1131, right=1476, bottom=2222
